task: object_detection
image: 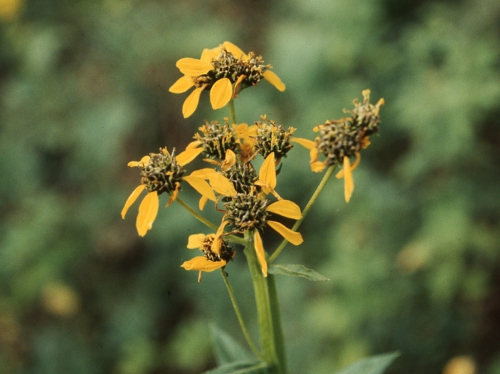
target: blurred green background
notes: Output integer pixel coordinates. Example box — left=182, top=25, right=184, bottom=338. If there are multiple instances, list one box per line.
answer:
left=1, top=0, right=500, bottom=373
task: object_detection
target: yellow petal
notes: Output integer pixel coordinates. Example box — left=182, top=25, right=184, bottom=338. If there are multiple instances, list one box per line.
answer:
left=207, top=173, right=237, bottom=197
left=121, top=185, right=146, bottom=219
left=187, top=234, right=206, bottom=249
left=176, top=57, right=213, bottom=76
left=183, top=175, right=216, bottom=201
left=127, top=155, right=150, bottom=167
left=268, top=220, right=303, bottom=246
left=259, top=152, right=276, bottom=190
left=201, top=47, right=221, bottom=62
left=136, top=191, right=159, bottom=237
left=190, top=168, right=218, bottom=178
left=186, top=140, right=202, bottom=149
left=166, top=183, right=180, bottom=207
left=181, top=256, right=226, bottom=272
left=182, top=86, right=204, bottom=118
left=263, top=70, right=286, bottom=92
left=221, top=149, right=237, bottom=171
left=291, top=137, right=315, bottom=150
left=223, top=41, right=247, bottom=60
left=199, top=195, right=208, bottom=210
left=267, top=200, right=302, bottom=220
left=342, top=156, right=354, bottom=203
left=254, top=231, right=268, bottom=277
left=212, top=220, right=228, bottom=255
left=311, top=160, right=327, bottom=173
left=176, top=147, right=203, bottom=166
left=169, top=76, right=194, bottom=93
left=210, top=78, right=233, bottom=110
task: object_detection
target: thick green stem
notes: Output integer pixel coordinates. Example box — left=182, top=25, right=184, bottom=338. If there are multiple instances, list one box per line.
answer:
left=268, top=165, right=336, bottom=263
left=244, top=232, right=286, bottom=374
left=220, top=269, right=262, bottom=359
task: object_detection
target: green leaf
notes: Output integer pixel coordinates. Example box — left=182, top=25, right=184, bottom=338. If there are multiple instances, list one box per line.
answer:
left=332, top=352, right=400, bottom=374
left=210, top=324, right=253, bottom=366
left=203, top=360, right=271, bottom=374
left=267, top=264, right=330, bottom=281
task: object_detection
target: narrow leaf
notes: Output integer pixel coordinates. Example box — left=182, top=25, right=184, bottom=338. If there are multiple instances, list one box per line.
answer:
left=267, top=264, right=330, bottom=282
left=209, top=324, right=253, bottom=366
left=203, top=361, right=270, bottom=374
left=332, top=352, right=400, bottom=374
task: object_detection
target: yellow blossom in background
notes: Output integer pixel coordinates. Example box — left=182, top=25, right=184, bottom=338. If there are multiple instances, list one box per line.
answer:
left=169, top=41, right=286, bottom=118
left=0, top=0, right=23, bottom=21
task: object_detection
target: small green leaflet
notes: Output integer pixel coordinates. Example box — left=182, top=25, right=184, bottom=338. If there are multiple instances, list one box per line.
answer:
left=267, top=264, right=330, bottom=281
left=202, top=361, right=271, bottom=374
left=209, top=324, right=253, bottom=366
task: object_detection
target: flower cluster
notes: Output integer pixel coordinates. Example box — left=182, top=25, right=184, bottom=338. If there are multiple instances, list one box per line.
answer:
left=122, top=41, right=384, bottom=281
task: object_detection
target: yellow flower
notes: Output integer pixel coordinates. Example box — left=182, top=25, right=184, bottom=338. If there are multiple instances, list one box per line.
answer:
left=222, top=152, right=303, bottom=276
left=181, top=221, right=235, bottom=282
left=121, top=146, right=214, bottom=237
left=292, top=90, right=384, bottom=202
left=169, top=41, right=286, bottom=118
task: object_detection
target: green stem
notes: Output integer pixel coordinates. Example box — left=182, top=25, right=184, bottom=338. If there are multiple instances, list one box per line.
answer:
left=244, top=232, right=286, bottom=374
left=228, top=98, right=237, bottom=124
left=220, top=269, right=263, bottom=360
left=175, top=197, right=218, bottom=230
left=268, top=165, right=336, bottom=263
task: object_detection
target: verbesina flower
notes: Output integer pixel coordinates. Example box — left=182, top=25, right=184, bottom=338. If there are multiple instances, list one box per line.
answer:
left=221, top=152, right=303, bottom=276
left=292, top=90, right=384, bottom=202
left=169, top=41, right=286, bottom=118
left=121, top=146, right=217, bottom=237
left=181, top=221, right=235, bottom=282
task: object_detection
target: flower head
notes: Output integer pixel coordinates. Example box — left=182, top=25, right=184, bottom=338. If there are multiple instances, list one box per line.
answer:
left=222, top=152, right=303, bottom=276
left=181, top=221, right=235, bottom=282
left=294, top=90, right=384, bottom=202
left=169, top=41, right=286, bottom=118
left=121, top=146, right=209, bottom=236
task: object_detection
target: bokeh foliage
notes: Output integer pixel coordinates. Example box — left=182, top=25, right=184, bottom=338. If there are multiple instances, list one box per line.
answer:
left=1, top=0, right=499, bottom=373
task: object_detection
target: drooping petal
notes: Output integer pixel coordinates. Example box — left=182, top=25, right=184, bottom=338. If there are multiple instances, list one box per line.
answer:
left=181, top=256, right=226, bottom=272
left=182, top=86, right=204, bottom=118
left=128, top=155, right=150, bottom=167
left=268, top=220, right=303, bottom=246
left=176, top=58, right=213, bottom=76
left=254, top=231, right=268, bottom=277
left=267, top=200, right=302, bottom=220
left=176, top=147, right=203, bottom=166
left=199, top=195, right=208, bottom=210
left=121, top=185, right=146, bottom=219
left=212, top=220, right=228, bottom=255
left=184, top=175, right=216, bottom=201
left=136, top=191, right=159, bottom=237
left=169, top=75, right=194, bottom=93
left=290, top=137, right=315, bottom=150
left=210, top=78, right=232, bottom=110
left=187, top=234, right=207, bottom=249
left=166, top=183, right=180, bottom=207
left=207, top=173, right=237, bottom=197
left=223, top=41, right=247, bottom=60
left=263, top=70, right=286, bottom=92
left=336, top=156, right=354, bottom=203
left=259, top=152, right=276, bottom=191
